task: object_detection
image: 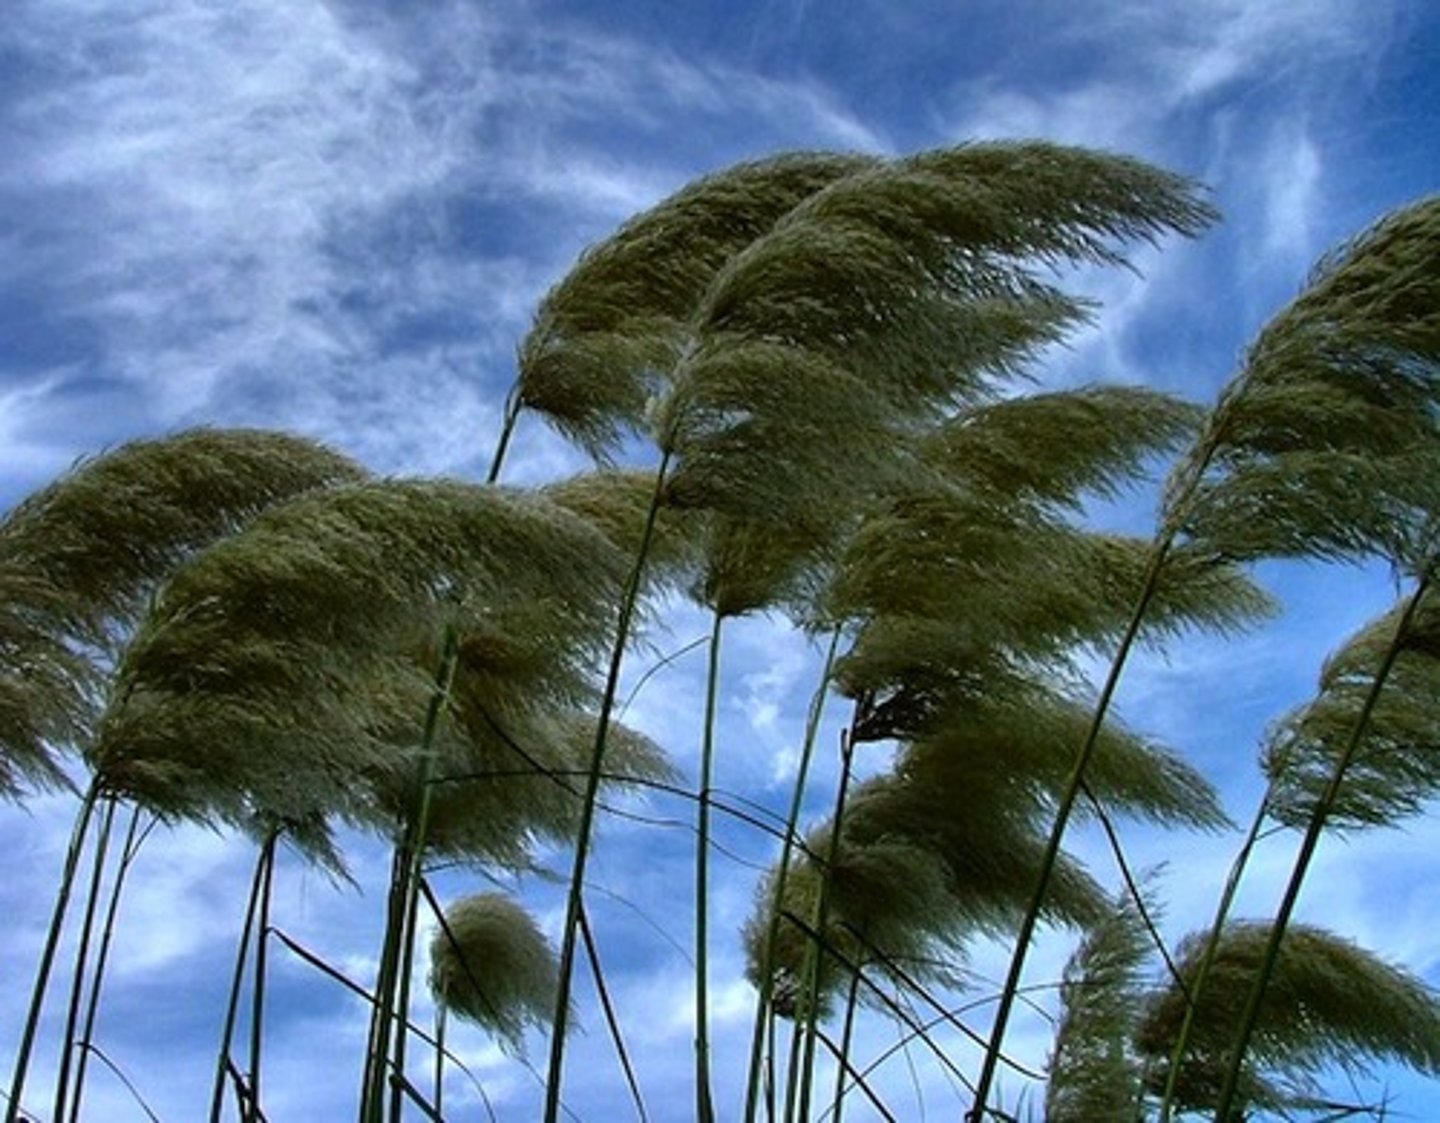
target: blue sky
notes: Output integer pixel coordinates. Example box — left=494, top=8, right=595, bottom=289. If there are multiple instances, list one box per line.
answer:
left=2, top=1, right=1439, bottom=1119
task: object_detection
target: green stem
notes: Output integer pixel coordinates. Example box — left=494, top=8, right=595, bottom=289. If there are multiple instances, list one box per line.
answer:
left=5, top=778, right=100, bottom=1123
left=1156, top=788, right=1272, bottom=1120
left=543, top=450, right=670, bottom=1123
left=433, top=1005, right=446, bottom=1122
left=243, top=832, right=278, bottom=1123
left=694, top=612, right=724, bottom=1123
left=1211, top=570, right=1433, bottom=1121
left=52, top=793, right=117, bottom=1123
left=209, top=832, right=272, bottom=1123
left=579, top=902, right=650, bottom=1122
left=67, top=804, right=145, bottom=1123
left=969, top=537, right=1173, bottom=1122
left=486, top=387, right=523, bottom=485
left=743, top=627, right=843, bottom=1123
left=830, top=969, right=864, bottom=1123
left=796, top=712, right=862, bottom=1123
left=370, top=624, right=459, bottom=1123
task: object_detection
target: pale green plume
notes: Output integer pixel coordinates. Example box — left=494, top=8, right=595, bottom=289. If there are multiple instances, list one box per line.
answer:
left=93, top=481, right=630, bottom=868
left=1265, top=586, right=1440, bottom=829
left=518, top=152, right=876, bottom=456
left=429, top=892, right=560, bottom=1051
left=0, top=428, right=365, bottom=795
left=1137, top=921, right=1440, bottom=1117
left=1045, top=893, right=1151, bottom=1123
left=1170, top=195, right=1440, bottom=568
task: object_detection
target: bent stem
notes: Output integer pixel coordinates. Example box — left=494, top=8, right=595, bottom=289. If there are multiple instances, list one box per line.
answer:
left=5, top=778, right=101, bottom=1123
left=485, top=386, right=524, bottom=485
left=794, top=712, right=863, bottom=1123
left=694, top=612, right=725, bottom=1123
left=742, top=627, right=843, bottom=1123
left=968, top=539, right=1172, bottom=1121
left=1211, top=570, right=1433, bottom=1121
left=542, top=451, right=670, bottom=1123
left=1156, top=788, right=1272, bottom=1120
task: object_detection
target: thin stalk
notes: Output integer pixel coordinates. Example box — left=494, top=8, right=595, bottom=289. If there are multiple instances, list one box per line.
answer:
left=694, top=612, right=725, bottom=1123
left=243, top=832, right=278, bottom=1123
left=579, top=902, right=650, bottom=1122
left=1156, top=788, right=1272, bottom=1120
left=51, top=793, right=118, bottom=1123
left=743, top=627, right=844, bottom=1123
left=794, top=711, right=858, bottom=1123
left=968, top=537, right=1173, bottom=1121
left=68, top=804, right=147, bottom=1123
left=543, top=449, right=671, bottom=1123
left=485, top=386, right=523, bottom=484
left=370, top=623, right=459, bottom=1123
left=794, top=718, right=861, bottom=1123
left=5, top=778, right=100, bottom=1123
left=433, top=1006, right=446, bottom=1121
left=830, top=969, right=864, bottom=1123
left=209, top=831, right=274, bottom=1123
left=360, top=843, right=410, bottom=1122
left=816, top=1021, right=897, bottom=1123
left=1211, top=571, right=1433, bottom=1121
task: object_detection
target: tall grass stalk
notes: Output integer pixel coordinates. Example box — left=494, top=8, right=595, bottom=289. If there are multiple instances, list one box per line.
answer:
left=542, top=450, right=670, bottom=1123
left=793, top=717, right=861, bottom=1123
left=1156, top=789, right=1272, bottom=1119
left=830, top=970, right=864, bottom=1123
left=361, top=623, right=459, bottom=1123
left=5, top=778, right=101, bottom=1123
left=693, top=612, right=725, bottom=1123
left=741, top=627, right=843, bottom=1123
left=51, top=793, right=118, bottom=1123
left=209, top=832, right=273, bottom=1123
left=1211, top=570, right=1434, bottom=1120
left=968, top=539, right=1173, bottom=1121
left=243, top=831, right=278, bottom=1123
left=68, top=805, right=146, bottom=1123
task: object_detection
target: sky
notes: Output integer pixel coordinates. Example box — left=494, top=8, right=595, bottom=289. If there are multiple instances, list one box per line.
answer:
left=2, top=1, right=1439, bottom=1120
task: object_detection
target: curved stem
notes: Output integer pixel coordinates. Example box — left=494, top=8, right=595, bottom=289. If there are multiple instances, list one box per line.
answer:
left=694, top=612, right=724, bottom=1123
left=968, top=538, right=1172, bottom=1121
left=5, top=778, right=100, bottom=1123
left=485, top=386, right=524, bottom=485
left=543, top=450, right=670, bottom=1123
left=795, top=713, right=862, bottom=1123
left=1211, top=570, right=1432, bottom=1121
left=1156, top=787, right=1271, bottom=1120
left=742, top=627, right=843, bottom=1123
left=67, top=803, right=146, bottom=1123
left=52, top=793, right=117, bottom=1123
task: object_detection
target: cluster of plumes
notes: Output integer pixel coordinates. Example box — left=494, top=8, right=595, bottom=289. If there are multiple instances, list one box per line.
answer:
left=0, top=429, right=367, bottom=796
left=1169, top=195, right=1440, bottom=568
left=92, top=475, right=673, bottom=871
left=1043, top=195, right=1440, bottom=1118
left=1046, top=902, right=1440, bottom=1120
left=0, top=431, right=677, bottom=880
